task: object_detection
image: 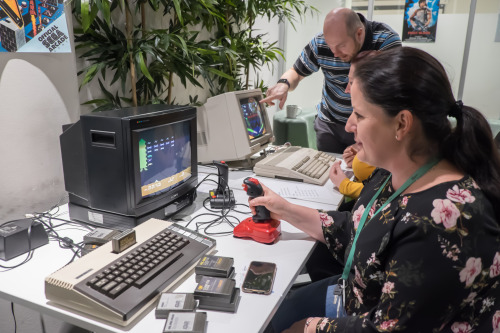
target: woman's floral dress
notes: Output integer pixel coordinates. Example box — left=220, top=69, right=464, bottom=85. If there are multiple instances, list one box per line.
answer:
left=317, top=169, right=500, bottom=332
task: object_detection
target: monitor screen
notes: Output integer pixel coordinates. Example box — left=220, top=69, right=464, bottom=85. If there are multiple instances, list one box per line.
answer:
left=135, top=120, right=192, bottom=199
left=239, top=96, right=267, bottom=140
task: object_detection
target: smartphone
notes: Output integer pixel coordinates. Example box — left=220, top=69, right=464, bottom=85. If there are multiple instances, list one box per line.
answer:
left=242, top=261, right=277, bottom=295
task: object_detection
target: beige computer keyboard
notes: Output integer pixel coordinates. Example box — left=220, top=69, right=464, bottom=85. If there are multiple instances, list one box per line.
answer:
left=253, top=146, right=336, bottom=185
left=45, top=219, right=216, bottom=326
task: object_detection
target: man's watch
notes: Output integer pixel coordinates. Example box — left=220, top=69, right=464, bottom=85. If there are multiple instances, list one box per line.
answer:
left=277, top=78, right=290, bottom=88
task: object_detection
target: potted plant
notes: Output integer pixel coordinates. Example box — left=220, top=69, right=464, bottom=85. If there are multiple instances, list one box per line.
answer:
left=72, top=0, right=316, bottom=111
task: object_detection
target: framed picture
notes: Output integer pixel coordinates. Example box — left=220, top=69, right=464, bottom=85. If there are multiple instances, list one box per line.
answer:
left=402, top=0, right=440, bottom=43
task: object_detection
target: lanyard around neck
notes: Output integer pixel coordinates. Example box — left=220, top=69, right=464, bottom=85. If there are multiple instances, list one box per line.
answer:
left=341, top=158, right=440, bottom=281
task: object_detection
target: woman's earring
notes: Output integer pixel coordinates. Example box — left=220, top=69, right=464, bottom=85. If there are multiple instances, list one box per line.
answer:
left=395, top=135, right=399, bottom=140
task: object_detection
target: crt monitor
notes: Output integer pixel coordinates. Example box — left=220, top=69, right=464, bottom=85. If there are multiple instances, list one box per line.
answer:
left=60, top=104, right=198, bottom=229
left=196, top=89, right=274, bottom=165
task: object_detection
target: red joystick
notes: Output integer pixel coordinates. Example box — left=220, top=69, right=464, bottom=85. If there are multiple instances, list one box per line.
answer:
left=233, top=177, right=281, bottom=244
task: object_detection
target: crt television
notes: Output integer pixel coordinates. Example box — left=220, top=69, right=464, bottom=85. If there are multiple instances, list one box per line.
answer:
left=196, top=89, right=274, bottom=165
left=60, top=105, right=198, bottom=229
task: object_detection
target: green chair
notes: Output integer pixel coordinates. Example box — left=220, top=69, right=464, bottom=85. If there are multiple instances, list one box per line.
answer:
left=273, top=107, right=317, bottom=149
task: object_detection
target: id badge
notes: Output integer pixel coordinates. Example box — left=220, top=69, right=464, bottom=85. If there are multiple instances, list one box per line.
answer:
left=332, top=283, right=347, bottom=318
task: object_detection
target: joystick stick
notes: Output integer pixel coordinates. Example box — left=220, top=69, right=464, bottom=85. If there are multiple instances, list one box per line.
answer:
left=233, top=177, right=281, bottom=244
left=209, top=161, right=235, bottom=209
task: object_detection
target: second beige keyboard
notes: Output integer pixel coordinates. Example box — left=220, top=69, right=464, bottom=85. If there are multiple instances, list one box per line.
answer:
left=253, top=146, right=336, bottom=185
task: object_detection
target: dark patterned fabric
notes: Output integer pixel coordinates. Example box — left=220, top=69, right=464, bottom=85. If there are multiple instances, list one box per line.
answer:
left=317, top=168, right=500, bottom=332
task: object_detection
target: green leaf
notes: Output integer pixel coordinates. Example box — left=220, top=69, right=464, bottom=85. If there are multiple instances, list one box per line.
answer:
left=137, top=52, right=154, bottom=82
left=206, top=67, right=234, bottom=80
left=172, top=0, right=183, bottom=25
left=97, top=0, right=111, bottom=27
left=98, top=79, right=115, bottom=101
left=82, top=98, right=109, bottom=105
left=80, top=63, right=99, bottom=87
left=81, top=0, right=90, bottom=32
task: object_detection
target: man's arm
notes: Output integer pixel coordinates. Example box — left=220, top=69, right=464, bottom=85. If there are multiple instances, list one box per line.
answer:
left=425, top=8, right=432, bottom=26
left=260, top=68, right=305, bottom=109
left=409, top=9, right=418, bottom=27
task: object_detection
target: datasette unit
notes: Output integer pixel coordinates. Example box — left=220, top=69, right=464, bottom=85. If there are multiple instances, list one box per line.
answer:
left=45, top=218, right=216, bottom=327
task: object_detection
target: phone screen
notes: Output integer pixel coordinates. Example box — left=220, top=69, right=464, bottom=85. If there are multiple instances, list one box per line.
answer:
left=242, top=261, right=277, bottom=295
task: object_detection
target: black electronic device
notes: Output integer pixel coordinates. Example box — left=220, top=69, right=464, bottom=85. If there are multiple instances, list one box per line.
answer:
left=233, top=177, right=281, bottom=244
left=193, top=276, right=240, bottom=312
left=241, top=261, right=277, bottom=295
left=194, top=255, right=235, bottom=282
left=0, top=218, right=49, bottom=261
left=209, top=161, right=235, bottom=209
left=242, top=177, right=271, bottom=221
left=59, top=104, right=198, bottom=229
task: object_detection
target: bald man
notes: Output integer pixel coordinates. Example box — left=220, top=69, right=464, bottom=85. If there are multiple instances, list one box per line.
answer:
left=261, top=8, right=401, bottom=153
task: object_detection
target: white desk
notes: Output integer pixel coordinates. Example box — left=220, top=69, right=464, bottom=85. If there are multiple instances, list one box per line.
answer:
left=0, top=169, right=343, bottom=333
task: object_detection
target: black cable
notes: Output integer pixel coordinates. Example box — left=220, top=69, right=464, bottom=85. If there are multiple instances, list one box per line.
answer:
left=11, top=302, right=17, bottom=333
left=40, top=313, right=47, bottom=333
left=178, top=195, right=250, bottom=236
left=174, top=168, right=256, bottom=235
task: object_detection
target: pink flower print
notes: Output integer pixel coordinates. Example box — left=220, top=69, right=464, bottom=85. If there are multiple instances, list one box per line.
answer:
left=319, top=212, right=333, bottom=227
left=459, top=257, right=482, bottom=287
left=446, top=185, right=476, bottom=204
left=353, top=286, right=364, bottom=304
left=354, top=266, right=367, bottom=288
left=464, top=292, right=477, bottom=305
left=352, top=205, right=365, bottom=230
left=431, top=199, right=460, bottom=229
left=401, top=196, right=408, bottom=206
left=491, top=252, right=500, bottom=278
left=367, top=252, right=380, bottom=266
left=451, top=322, right=474, bottom=333
left=493, top=310, right=500, bottom=333
left=379, top=319, right=398, bottom=331
left=369, top=200, right=378, bottom=216
left=319, top=318, right=329, bottom=330
left=382, top=281, right=394, bottom=294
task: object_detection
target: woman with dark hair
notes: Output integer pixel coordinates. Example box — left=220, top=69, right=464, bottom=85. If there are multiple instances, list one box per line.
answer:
left=254, top=47, right=500, bottom=333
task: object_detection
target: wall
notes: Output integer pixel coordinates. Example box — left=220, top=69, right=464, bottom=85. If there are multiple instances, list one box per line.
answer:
left=0, top=6, right=91, bottom=333
left=283, top=0, right=343, bottom=111
left=376, top=12, right=500, bottom=120
left=284, top=2, right=500, bottom=120
left=462, top=12, right=500, bottom=118
left=0, top=10, right=80, bottom=221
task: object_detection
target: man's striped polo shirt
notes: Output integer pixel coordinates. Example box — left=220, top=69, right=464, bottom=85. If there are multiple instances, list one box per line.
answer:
left=293, top=13, right=402, bottom=124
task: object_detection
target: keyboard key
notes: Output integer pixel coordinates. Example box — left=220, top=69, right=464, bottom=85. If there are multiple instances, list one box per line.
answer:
left=133, top=252, right=182, bottom=288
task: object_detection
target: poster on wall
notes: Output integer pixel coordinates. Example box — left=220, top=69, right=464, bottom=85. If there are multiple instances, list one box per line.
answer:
left=0, top=0, right=70, bottom=52
left=402, top=0, right=440, bottom=43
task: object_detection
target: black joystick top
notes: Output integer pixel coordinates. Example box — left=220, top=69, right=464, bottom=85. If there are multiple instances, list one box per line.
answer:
left=213, top=160, right=229, bottom=194
left=242, top=177, right=271, bottom=221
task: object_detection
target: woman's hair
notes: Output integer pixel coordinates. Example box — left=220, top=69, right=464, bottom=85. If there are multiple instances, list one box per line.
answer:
left=352, top=47, right=500, bottom=219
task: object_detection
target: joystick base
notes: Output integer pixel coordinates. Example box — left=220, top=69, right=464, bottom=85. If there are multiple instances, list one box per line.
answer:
left=233, top=217, right=281, bottom=244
